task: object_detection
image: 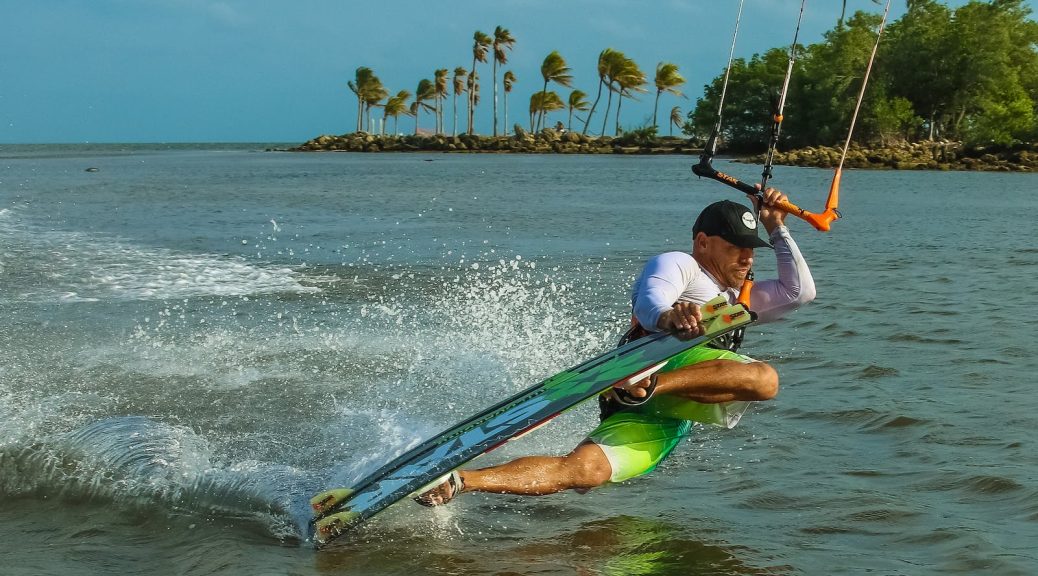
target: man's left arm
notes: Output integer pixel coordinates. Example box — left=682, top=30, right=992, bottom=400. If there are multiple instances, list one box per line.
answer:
left=749, top=189, right=817, bottom=323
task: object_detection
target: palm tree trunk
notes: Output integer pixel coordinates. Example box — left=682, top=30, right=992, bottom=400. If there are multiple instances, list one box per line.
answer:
left=653, top=90, right=662, bottom=128
left=616, top=96, right=624, bottom=136
left=493, top=58, right=499, bottom=137
left=568, top=109, right=573, bottom=131
left=357, top=98, right=363, bottom=133
left=537, top=81, right=548, bottom=131
left=504, top=93, right=509, bottom=135
left=469, top=56, right=476, bottom=135
left=583, top=80, right=605, bottom=135
left=601, top=84, right=614, bottom=136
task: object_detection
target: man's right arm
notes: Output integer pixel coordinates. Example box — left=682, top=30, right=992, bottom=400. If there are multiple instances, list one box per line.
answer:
left=631, top=252, right=698, bottom=332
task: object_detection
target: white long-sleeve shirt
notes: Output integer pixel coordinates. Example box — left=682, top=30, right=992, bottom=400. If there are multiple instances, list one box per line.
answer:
left=630, top=225, right=815, bottom=330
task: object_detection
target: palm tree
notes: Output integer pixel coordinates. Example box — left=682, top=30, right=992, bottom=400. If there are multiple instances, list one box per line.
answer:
left=467, top=70, right=481, bottom=132
left=434, top=68, right=449, bottom=135
left=503, top=70, right=516, bottom=135
left=567, top=90, right=590, bottom=131
left=613, top=57, right=647, bottom=135
left=451, top=67, right=467, bottom=137
left=348, top=67, right=375, bottom=132
left=598, top=50, right=629, bottom=136
left=362, top=76, right=388, bottom=133
left=492, top=26, right=516, bottom=137
left=536, top=51, right=573, bottom=131
left=582, top=49, right=617, bottom=135
left=529, top=91, right=564, bottom=132
left=383, top=90, right=412, bottom=135
left=411, top=79, right=436, bottom=135
left=653, top=62, right=686, bottom=128
left=468, top=31, right=492, bottom=134
left=669, top=106, right=683, bottom=137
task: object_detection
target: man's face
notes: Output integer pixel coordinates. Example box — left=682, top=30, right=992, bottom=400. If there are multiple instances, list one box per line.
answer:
left=694, top=232, right=754, bottom=289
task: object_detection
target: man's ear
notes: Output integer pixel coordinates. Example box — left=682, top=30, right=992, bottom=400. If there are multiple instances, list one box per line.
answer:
left=692, top=231, right=708, bottom=254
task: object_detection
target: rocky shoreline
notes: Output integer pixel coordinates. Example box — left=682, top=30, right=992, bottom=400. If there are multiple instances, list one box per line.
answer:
left=291, top=131, right=1038, bottom=172
left=743, top=141, right=1038, bottom=172
left=292, top=127, right=698, bottom=155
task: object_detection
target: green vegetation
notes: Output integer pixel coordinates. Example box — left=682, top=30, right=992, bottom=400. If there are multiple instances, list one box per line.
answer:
left=687, top=0, right=1038, bottom=150
left=653, top=62, right=686, bottom=128
left=344, top=28, right=684, bottom=137
left=567, top=90, right=590, bottom=131
left=492, top=26, right=517, bottom=137
left=339, top=1, right=1036, bottom=160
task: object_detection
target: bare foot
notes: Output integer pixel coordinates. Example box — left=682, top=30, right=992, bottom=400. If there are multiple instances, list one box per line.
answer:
left=413, top=471, right=465, bottom=507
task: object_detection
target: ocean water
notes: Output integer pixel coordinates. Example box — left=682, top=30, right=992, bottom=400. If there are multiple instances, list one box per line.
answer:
left=1, top=145, right=1036, bottom=575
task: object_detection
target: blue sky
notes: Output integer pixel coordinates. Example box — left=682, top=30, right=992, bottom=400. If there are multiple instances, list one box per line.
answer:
left=0, top=0, right=997, bottom=143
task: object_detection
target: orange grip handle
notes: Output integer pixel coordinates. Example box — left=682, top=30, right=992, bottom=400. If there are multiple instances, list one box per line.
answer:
left=737, top=278, right=753, bottom=308
left=772, top=198, right=839, bottom=232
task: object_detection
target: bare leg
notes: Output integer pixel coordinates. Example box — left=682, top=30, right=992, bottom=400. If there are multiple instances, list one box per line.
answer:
left=418, top=359, right=777, bottom=505
left=652, top=359, right=778, bottom=404
left=416, top=441, right=612, bottom=504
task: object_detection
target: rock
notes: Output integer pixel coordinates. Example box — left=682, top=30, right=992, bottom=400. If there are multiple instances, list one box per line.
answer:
left=539, top=128, right=561, bottom=142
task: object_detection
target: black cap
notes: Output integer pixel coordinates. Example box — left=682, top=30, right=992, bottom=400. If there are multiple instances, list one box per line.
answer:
left=693, top=200, right=773, bottom=249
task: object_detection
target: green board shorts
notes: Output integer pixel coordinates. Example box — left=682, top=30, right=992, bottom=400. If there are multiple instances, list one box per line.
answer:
left=586, top=345, right=756, bottom=483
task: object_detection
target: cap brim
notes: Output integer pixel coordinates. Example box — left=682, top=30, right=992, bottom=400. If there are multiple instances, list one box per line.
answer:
left=730, top=235, right=773, bottom=249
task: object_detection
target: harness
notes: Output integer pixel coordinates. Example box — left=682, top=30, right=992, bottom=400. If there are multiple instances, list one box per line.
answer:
left=599, top=314, right=743, bottom=421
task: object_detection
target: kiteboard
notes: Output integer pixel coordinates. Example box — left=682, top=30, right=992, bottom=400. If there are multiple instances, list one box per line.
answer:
left=309, top=295, right=754, bottom=548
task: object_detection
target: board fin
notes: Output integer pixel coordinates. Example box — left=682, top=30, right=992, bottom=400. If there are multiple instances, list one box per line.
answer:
left=312, top=510, right=361, bottom=548
left=310, top=488, right=354, bottom=515
left=701, top=294, right=730, bottom=317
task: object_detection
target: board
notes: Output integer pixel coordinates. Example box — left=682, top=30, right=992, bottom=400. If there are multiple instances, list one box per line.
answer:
left=309, top=296, right=754, bottom=547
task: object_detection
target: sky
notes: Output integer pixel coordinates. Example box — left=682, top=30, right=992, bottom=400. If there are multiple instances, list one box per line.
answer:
left=0, top=0, right=1007, bottom=144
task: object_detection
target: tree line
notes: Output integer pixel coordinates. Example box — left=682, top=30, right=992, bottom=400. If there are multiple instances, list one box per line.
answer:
left=687, top=0, right=1038, bottom=151
left=347, top=26, right=688, bottom=138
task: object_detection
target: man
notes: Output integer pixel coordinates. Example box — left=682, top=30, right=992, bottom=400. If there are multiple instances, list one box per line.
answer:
left=416, top=188, right=815, bottom=504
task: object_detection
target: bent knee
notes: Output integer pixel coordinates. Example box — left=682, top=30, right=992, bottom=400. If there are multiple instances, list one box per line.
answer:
left=751, top=362, right=779, bottom=400
left=565, top=445, right=613, bottom=489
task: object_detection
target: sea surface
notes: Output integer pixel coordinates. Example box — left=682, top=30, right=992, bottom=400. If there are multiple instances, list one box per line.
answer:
left=1, top=144, right=1036, bottom=575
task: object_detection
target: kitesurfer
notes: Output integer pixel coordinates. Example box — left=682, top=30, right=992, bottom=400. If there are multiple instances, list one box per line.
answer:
left=416, top=188, right=815, bottom=504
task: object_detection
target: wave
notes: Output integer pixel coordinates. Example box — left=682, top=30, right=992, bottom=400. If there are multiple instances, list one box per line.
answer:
left=0, top=416, right=304, bottom=541
left=0, top=207, right=320, bottom=303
